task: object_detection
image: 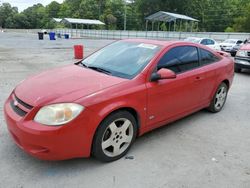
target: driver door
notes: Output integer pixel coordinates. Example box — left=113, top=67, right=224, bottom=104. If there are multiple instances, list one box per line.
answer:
left=146, top=46, right=205, bottom=127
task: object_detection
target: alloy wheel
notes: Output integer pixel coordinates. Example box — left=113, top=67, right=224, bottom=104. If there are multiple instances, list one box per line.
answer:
left=214, top=85, right=227, bottom=111
left=101, top=118, right=134, bottom=157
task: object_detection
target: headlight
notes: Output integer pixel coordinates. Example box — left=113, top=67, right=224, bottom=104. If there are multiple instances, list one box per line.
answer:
left=236, top=50, right=247, bottom=57
left=34, top=103, right=84, bottom=126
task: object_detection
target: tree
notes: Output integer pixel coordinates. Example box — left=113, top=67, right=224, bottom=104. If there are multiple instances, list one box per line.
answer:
left=46, top=1, right=61, bottom=18
left=20, top=4, right=46, bottom=28
left=0, top=0, right=250, bottom=32
left=106, top=14, right=117, bottom=29
left=0, top=3, right=18, bottom=28
left=233, top=2, right=250, bottom=32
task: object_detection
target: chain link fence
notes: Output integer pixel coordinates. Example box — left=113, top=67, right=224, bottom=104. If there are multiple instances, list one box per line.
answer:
left=4, top=29, right=250, bottom=42
left=53, top=29, right=250, bottom=42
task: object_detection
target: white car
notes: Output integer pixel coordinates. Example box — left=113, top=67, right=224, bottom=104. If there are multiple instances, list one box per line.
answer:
left=220, top=39, right=243, bottom=56
left=184, top=37, right=221, bottom=51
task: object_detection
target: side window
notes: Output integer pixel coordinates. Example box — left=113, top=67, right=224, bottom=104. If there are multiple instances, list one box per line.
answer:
left=207, top=39, right=215, bottom=45
left=158, top=46, right=199, bottom=73
left=201, top=39, right=207, bottom=45
left=200, top=48, right=219, bottom=66
left=237, top=40, right=242, bottom=44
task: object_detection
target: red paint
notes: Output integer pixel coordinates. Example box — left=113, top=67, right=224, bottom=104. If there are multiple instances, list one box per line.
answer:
left=158, top=69, right=176, bottom=79
left=4, top=39, right=234, bottom=160
left=240, top=43, right=250, bottom=50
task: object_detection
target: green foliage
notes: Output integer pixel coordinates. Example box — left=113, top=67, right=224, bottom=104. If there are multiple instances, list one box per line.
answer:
left=0, top=3, right=18, bottom=28
left=0, top=0, right=249, bottom=32
left=232, top=2, right=250, bottom=32
left=160, top=23, right=167, bottom=31
left=46, top=1, right=61, bottom=18
left=225, top=27, right=235, bottom=32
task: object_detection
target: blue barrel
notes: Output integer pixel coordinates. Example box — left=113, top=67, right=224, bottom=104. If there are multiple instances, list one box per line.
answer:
left=49, top=32, right=56, bottom=40
left=64, top=34, right=69, bottom=39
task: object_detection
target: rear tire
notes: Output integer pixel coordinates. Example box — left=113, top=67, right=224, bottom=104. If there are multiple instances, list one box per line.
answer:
left=92, top=111, right=137, bottom=162
left=208, top=82, right=228, bottom=113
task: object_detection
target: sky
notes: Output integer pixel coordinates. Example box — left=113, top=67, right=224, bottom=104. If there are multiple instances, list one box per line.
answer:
left=0, top=0, right=64, bottom=12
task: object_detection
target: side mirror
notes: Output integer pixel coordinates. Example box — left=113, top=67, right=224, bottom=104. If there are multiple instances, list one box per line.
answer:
left=151, top=68, right=176, bottom=81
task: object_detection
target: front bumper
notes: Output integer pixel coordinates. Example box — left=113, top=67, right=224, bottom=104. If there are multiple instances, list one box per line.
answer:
left=221, top=48, right=236, bottom=55
left=4, top=95, right=96, bottom=160
left=235, top=57, right=250, bottom=69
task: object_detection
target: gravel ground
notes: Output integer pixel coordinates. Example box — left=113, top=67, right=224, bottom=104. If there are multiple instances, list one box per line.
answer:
left=0, top=32, right=250, bottom=188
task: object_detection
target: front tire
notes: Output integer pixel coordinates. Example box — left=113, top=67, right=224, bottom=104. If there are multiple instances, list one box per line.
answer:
left=208, top=82, right=228, bottom=113
left=92, top=111, right=137, bottom=162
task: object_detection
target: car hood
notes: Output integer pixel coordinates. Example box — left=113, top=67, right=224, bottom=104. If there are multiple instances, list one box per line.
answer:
left=220, top=43, right=234, bottom=47
left=240, top=43, right=250, bottom=50
left=14, top=65, right=127, bottom=106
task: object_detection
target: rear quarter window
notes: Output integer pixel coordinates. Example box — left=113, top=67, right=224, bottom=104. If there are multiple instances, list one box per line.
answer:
left=200, top=48, right=220, bottom=66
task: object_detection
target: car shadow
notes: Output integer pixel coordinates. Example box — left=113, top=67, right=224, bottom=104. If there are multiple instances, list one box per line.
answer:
left=133, top=109, right=210, bottom=146
left=236, top=69, right=250, bottom=75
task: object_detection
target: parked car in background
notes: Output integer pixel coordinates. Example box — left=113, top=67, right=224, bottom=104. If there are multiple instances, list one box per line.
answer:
left=220, top=39, right=243, bottom=56
left=234, top=41, right=250, bottom=72
left=184, top=37, right=221, bottom=51
left=4, top=39, right=234, bottom=162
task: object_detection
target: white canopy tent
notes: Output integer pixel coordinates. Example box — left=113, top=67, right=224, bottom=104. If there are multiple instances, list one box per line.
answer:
left=145, top=11, right=199, bottom=32
left=61, top=18, right=105, bottom=25
left=51, top=18, right=105, bottom=37
left=61, top=18, right=105, bottom=30
left=52, top=18, right=62, bottom=23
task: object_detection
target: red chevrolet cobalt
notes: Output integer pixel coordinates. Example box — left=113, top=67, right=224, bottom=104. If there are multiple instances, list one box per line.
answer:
left=4, top=39, right=234, bottom=162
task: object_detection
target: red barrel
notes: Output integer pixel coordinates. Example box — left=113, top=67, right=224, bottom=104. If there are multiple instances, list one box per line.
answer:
left=74, top=45, right=84, bottom=59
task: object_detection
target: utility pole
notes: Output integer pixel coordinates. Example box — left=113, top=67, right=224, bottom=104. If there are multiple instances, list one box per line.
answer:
left=124, top=1, right=127, bottom=31
left=123, top=0, right=132, bottom=31
left=98, top=0, right=102, bottom=19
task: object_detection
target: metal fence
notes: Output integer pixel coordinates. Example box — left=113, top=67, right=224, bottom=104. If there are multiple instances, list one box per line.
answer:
left=53, top=28, right=250, bottom=42
left=4, top=29, right=250, bottom=42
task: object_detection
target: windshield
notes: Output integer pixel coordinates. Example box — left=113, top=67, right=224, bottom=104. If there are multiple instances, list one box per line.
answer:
left=223, top=39, right=236, bottom=44
left=81, top=41, right=161, bottom=79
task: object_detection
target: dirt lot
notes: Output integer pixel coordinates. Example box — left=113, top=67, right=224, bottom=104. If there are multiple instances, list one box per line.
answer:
left=0, top=32, right=250, bottom=188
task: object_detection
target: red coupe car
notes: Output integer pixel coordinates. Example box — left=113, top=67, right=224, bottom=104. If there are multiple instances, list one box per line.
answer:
left=4, top=39, right=234, bottom=162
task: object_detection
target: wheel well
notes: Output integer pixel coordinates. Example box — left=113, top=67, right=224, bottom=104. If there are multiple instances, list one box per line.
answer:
left=100, top=107, right=140, bottom=137
left=91, top=107, right=140, bottom=156
left=222, top=79, right=230, bottom=88
left=114, top=107, right=140, bottom=134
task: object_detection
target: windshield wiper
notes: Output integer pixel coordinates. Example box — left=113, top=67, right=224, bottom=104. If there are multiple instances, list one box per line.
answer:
left=79, top=61, right=88, bottom=67
left=88, top=66, right=112, bottom=75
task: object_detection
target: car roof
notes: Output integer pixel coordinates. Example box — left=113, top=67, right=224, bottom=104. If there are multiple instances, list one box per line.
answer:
left=121, top=38, right=221, bottom=58
left=224, top=39, right=240, bottom=42
left=186, top=37, right=202, bottom=40
left=123, top=38, right=188, bottom=47
left=185, top=37, right=215, bottom=40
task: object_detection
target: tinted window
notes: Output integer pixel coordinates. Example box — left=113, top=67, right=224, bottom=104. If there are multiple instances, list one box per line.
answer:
left=201, top=39, right=207, bottom=45
left=236, top=40, right=243, bottom=44
left=207, top=39, right=215, bottom=45
left=158, top=46, right=199, bottom=73
left=200, top=48, right=219, bottom=65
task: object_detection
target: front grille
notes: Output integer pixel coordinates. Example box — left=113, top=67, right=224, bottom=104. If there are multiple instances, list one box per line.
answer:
left=14, top=95, right=33, bottom=110
left=10, top=100, right=27, bottom=116
left=10, top=94, right=33, bottom=117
